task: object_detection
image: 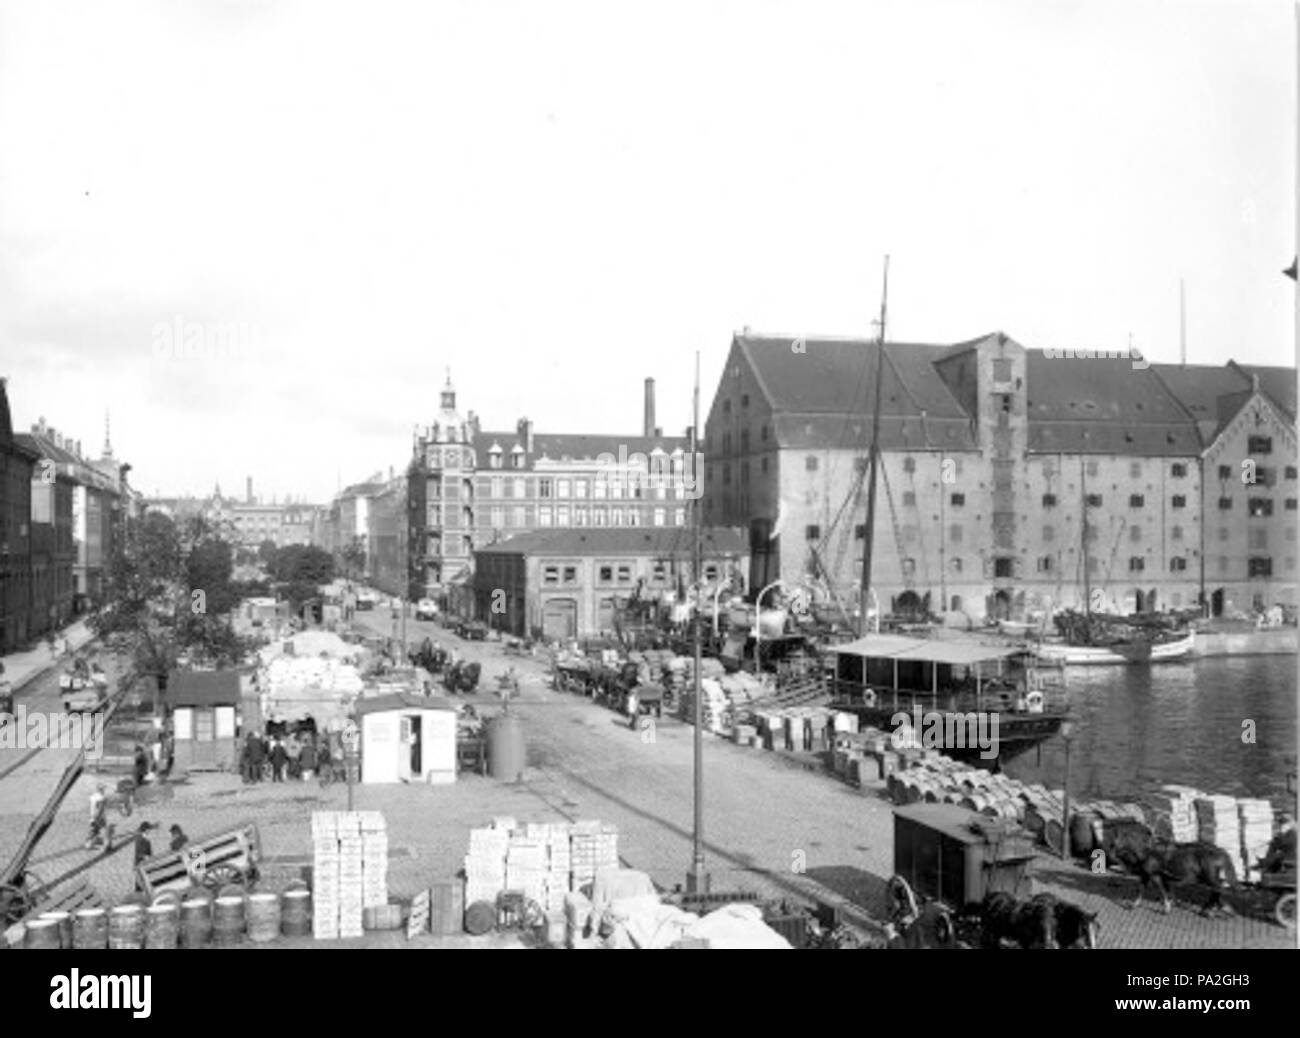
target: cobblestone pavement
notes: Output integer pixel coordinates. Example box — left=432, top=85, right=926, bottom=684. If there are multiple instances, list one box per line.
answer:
left=1, top=616, right=1292, bottom=951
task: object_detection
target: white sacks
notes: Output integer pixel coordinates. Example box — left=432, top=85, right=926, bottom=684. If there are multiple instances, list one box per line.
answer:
left=311, top=811, right=388, bottom=939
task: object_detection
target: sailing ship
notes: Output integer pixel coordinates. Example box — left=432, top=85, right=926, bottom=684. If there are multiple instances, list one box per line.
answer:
left=1031, top=458, right=1195, bottom=666
left=824, top=258, right=1067, bottom=765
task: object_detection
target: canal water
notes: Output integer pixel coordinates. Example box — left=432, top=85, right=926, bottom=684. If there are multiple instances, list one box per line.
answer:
left=1005, top=655, right=1298, bottom=811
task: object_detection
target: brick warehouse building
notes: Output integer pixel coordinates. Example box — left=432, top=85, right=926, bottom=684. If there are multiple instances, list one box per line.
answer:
left=407, top=375, right=693, bottom=608
left=703, top=330, right=1296, bottom=625
left=0, top=378, right=37, bottom=652
left=473, top=526, right=749, bottom=640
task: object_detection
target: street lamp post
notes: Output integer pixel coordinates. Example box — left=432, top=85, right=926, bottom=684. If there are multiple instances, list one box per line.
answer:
left=1060, top=719, right=1075, bottom=859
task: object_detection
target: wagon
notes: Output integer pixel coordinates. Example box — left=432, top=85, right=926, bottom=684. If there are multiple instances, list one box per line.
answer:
left=135, top=822, right=262, bottom=899
left=887, top=804, right=1036, bottom=947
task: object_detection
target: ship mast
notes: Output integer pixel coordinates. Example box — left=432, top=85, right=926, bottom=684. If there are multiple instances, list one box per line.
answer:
left=1081, top=456, right=1091, bottom=625
left=858, top=256, right=890, bottom=638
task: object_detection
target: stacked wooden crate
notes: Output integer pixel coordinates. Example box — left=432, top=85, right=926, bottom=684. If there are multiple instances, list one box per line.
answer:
left=543, top=824, right=572, bottom=912
left=1147, top=785, right=1200, bottom=842
left=464, top=826, right=509, bottom=906
left=1195, top=794, right=1243, bottom=879
left=337, top=813, right=364, bottom=938
left=1237, top=798, right=1274, bottom=883
left=361, top=812, right=388, bottom=911
left=505, top=834, right=547, bottom=906
left=311, top=812, right=340, bottom=940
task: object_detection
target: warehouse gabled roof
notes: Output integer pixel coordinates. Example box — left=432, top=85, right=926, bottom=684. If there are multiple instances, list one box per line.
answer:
left=355, top=692, right=455, bottom=716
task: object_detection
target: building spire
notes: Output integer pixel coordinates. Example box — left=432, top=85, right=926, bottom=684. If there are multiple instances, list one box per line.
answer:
left=102, top=410, right=114, bottom=460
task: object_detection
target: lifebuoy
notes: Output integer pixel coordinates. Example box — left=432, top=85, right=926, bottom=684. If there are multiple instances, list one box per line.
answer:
left=863, top=688, right=877, bottom=708
left=1025, top=691, right=1044, bottom=714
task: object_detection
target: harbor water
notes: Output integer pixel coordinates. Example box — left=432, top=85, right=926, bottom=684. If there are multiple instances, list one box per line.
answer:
left=1006, top=655, right=1297, bottom=810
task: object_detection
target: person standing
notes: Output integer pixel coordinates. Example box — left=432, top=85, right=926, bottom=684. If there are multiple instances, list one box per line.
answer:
left=133, top=744, right=149, bottom=787
left=300, top=737, right=317, bottom=781
left=269, top=737, right=287, bottom=782
left=249, top=732, right=267, bottom=783
left=169, top=824, right=189, bottom=852
left=87, top=784, right=108, bottom=848
left=133, top=823, right=156, bottom=891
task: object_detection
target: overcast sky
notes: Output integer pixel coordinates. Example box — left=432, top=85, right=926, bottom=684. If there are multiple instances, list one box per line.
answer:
left=1, top=0, right=1295, bottom=503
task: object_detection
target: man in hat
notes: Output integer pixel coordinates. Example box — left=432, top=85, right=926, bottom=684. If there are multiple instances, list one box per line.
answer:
left=86, top=784, right=108, bottom=848
left=169, top=824, right=189, bottom=853
left=133, top=823, right=156, bottom=891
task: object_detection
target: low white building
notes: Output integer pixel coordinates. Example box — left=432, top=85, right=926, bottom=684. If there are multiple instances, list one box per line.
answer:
left=355, top=692, right=457, bottom=785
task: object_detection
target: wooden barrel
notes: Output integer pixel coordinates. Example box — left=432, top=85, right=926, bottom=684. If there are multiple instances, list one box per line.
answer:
left=247, top=892, right=281, bottom=943
left=72, top=907, right=108, bottom=949
left=39, top=910, right=73, bottom=949
left=108, top=904, right=145, bottom=949
left=281, top=888, right=312, bottom=938
left=213, top=895, right=246, bottom=947
left=1044, top=818, right=1065, bottom=852
left=145, top=903, right=179, bottom=949
left=180, top=896, right=213, bottom=948
left=23, top=918, right=60, bottom=949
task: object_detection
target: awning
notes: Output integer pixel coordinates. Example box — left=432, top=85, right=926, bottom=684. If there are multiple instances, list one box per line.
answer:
left=830, top=635, right=1022, bottom=666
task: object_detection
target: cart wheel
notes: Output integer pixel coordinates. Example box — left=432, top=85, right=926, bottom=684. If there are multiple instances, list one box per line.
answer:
left=0, top=883, right=37, bottom=927
left=1276, top=893, right=1296, bottom=931
left=888, top=875, right=919, bottom=924
left=204, top=865, right=245, bottom=892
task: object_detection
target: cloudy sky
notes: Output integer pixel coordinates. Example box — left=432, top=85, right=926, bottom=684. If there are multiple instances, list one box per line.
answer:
left=0, top=0, right=1295, bottom=503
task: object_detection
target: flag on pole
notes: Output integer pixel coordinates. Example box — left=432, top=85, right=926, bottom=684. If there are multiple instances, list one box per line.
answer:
left=769, top=505, right=784, bottom=542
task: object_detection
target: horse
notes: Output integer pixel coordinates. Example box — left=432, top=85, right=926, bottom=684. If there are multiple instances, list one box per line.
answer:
left=978, top=891, right=1058, bottom=948
left=885, top=902, right=960, bottom=949
left=1101, top=818, right=1236, bottom=915
left=1050, top=898, right=1100, bottom=948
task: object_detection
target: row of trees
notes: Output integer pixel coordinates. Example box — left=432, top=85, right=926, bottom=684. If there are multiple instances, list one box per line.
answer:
left=92, top=512, right=340, bottom=698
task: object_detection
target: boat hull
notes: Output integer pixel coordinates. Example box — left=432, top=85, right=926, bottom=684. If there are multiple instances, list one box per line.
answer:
left=833, top=702, right=1065, bottom=767
left=1034, top=631, right=1195, bottom=666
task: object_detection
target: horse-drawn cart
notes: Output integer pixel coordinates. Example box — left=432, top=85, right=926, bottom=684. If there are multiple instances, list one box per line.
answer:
left=887, top=804, right=1037, bottom=948
left=135, top=823, right=262, bottom=900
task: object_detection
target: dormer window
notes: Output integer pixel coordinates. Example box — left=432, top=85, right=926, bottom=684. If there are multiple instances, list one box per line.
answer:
left=510, top=444, right=525, bottom=469
left=488, top=444, right=503, bottom=469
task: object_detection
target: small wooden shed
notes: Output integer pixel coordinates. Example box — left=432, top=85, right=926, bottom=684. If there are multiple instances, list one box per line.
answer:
left=165, top=670, right=244, bottom=773
left=355, top=693, right=458, bottom=786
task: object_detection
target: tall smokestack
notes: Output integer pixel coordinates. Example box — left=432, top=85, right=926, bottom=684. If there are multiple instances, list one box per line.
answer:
left=247, top=476, right=253, bottom=504
left=644, top=378, right=656, bottom=438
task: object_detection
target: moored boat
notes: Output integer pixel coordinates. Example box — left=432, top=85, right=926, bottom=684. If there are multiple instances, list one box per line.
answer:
left=1034, top=629, right=1195, bottom=666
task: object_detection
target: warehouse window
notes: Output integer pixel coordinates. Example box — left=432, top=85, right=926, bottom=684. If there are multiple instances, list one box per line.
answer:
left=617, top=565, right=632, bottom=583
left=1170, top=557, right=1188, bottom=572
left=855, top=524, right=866, bottom=540
left=950, top=558, right=963, bottom=574
left=901, top=558, right=916, bottom=576
left=598, top=565, right=614, bottom=584
left=1287, top=466, right=1298, bottom=480
left=1248, top=498, right=1273, bottom=518
left=1129, top=461, right=1142, bottom=479
left=1287, top=499, right=1298, bottom=511
left=1128, top=557, right=1145, bottom=572
left=562, top=566, right=577, bottom=584
left=1171, top=495, right=1186, bottom=509
left=950, top=493, right=965, bottom=507
left=1042, top=525, right=1054, bottom=542
left=950, top=524, right=962, bottom=544
left=806, top=456, right=818, bottom=472
left=994, top=557, right=1013, bottom=578
left=1042, top=493, right=1057, bottom=508
left=543, top=566, right=560, bottom=586
left=1248, top=557, right=1273, bottom=578
left=1130, top=526, right=1141, bottom=542
left=1218, top=465, right=1232, bottom=480
left=1037, top=556, right=1053, bottom=573
left=902, top=491, right=916, bottom=507
left=1171, top=525, right=1183, bottom=541
left=1129, top=494, right=1144, bottom=508
left=1086, top=494, right=1103, bottom=508
left=1218, top=497, right=1232, bottom=510
left=1247, top=436, right=1272, bottom=455
left=805, top=525, right=821, bottom=542
left=1171, top=463, right=1188, bottom=478
left=903, top=457, right=916, bottom=474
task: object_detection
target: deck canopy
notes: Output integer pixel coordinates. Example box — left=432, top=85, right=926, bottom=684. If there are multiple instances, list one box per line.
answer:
left=831, top=635, right=1023, bottom=667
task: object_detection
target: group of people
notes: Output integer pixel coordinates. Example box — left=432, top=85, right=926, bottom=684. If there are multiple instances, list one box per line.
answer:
left=239, top=729, right=334, bottom=783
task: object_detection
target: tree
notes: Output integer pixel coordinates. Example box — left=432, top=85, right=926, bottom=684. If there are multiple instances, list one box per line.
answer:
left=268, top=544, right=335, bottom=613
left=340, top=536, right=366, bottom=582
left=93, top=510, right=255, bottom=705
left=258, top=539, right=279, bottom=567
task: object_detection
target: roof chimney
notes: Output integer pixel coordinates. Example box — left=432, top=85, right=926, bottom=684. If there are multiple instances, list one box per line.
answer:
left=517, top=417, right=534, bottom=452
left=644, top=378, right=656, bottom=438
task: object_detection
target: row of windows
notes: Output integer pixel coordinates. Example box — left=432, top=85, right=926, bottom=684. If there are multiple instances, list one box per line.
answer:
left=472, top=476, right=692, bottom=500
left=542, top=560, right=721, bottom=587
left=537, top=507, right=687, bottom=528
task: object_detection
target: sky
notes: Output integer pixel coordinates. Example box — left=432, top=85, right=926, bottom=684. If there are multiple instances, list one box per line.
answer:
left=0, top=0, right=1295, bottom=503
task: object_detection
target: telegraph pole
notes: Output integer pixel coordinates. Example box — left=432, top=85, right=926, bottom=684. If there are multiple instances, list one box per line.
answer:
left=688, top=349, right=709, bottom=894
left=859, top=257, right=889, bottom=637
